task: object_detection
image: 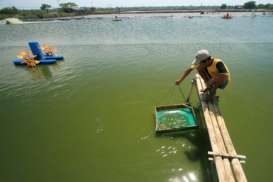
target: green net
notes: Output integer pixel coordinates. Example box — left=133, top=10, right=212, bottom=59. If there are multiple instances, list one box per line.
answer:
left=155, top=107, right=198, bottom=132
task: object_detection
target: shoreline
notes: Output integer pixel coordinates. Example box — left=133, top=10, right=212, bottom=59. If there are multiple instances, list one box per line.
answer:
left=21, top=10, right=273, bottom=22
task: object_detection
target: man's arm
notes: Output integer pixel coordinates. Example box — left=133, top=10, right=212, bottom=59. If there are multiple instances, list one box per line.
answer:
left=175, top=67, right=193, bottom=85
left=207, top=74, right=228, bottom=88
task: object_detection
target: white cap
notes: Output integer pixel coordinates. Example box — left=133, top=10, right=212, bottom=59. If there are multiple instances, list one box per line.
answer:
left=192, top=49, right=210, bottom=65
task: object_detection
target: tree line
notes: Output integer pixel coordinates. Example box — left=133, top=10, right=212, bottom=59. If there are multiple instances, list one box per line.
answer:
left=0, top=2, right=97, bottom=20
left=221, top=1, right=273, bottom=9
left=0, top=1, right=273, bottom=20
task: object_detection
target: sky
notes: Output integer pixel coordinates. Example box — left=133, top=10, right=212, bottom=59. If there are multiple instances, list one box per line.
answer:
left=0, top=0, right=273, bottom=9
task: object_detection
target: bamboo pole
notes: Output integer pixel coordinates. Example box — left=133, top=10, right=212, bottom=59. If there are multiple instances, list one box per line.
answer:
left=197, top=76, right=235, bottom=182
left=213, top=103, right=248, bottom=182
left=197, top=74, right=248, bottom=182
left=196, top=75, right=235, bottom=182
left=195, top=76, right=230, bottom=181
left=208, top=151, right=246, bottom=160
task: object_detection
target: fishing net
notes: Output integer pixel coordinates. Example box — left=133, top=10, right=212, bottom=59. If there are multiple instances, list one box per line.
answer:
left=155, top=105, right=198, bottom=133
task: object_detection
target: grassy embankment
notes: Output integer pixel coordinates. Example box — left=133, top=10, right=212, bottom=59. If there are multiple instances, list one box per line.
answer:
left=1, top=5, right=273, bottom=21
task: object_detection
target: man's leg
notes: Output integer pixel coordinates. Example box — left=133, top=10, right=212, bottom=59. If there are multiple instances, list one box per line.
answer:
left=208, top=80, right=229, bottom=102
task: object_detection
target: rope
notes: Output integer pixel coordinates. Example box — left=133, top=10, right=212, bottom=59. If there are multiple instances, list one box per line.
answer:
left=178, top=85, right=187, bottom=101
left=186, top=79, right=195, bottom=103
left=158, top=80, right=195, bottom=105
left=178, top=80, right=195, bottom=106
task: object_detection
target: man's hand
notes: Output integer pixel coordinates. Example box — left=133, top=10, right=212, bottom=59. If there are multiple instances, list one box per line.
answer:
left=175, top=68, right=193, bottom=86
left=206, top=79, right=216, bottom=89
left=201, top=88, right=209, bottom=93
left=175, top=80, right=181, bottom=85
left=201, top=79, right=217, bottom=93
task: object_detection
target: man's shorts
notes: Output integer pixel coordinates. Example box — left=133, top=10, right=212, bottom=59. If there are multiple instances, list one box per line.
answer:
left=218, top=80, right=229, bottom=89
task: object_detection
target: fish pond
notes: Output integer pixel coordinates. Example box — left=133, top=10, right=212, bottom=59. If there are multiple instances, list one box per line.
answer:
left=0, top=14, right=273, bottom=182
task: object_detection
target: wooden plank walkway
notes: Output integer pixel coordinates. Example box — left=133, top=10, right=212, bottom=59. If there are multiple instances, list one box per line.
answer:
left=195, top=74, right=247, bottom=182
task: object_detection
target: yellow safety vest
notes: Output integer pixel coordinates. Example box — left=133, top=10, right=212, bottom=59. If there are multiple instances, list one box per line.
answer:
left=207, top=58, right=230, bottom=80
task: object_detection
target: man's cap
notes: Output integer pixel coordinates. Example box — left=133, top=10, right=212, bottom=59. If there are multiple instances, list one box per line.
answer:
left=192, top=49, right=210, bottom=65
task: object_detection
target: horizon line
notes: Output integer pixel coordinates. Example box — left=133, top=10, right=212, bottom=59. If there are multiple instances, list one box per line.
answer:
left=1, top=4, right=252, bottom=10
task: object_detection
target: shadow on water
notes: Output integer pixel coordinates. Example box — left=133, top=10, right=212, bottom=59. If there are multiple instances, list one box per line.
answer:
left=14, top=65, right=53, bottom=80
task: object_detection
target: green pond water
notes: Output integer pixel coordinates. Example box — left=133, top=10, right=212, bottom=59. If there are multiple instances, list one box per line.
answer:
left=0, top=15, right=273, bottom=182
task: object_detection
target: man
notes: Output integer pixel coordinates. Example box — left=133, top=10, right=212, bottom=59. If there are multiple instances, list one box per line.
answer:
left=175, top=49, right=230, bottom=101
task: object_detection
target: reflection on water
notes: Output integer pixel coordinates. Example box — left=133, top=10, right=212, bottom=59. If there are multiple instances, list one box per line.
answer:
left=156, top=145, right=178, bottom=158
left=15, top=65, right=53, bottom=80
left=169, top=171, right=198, bottom=182
left=1, top=15, right=273, bottom=47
